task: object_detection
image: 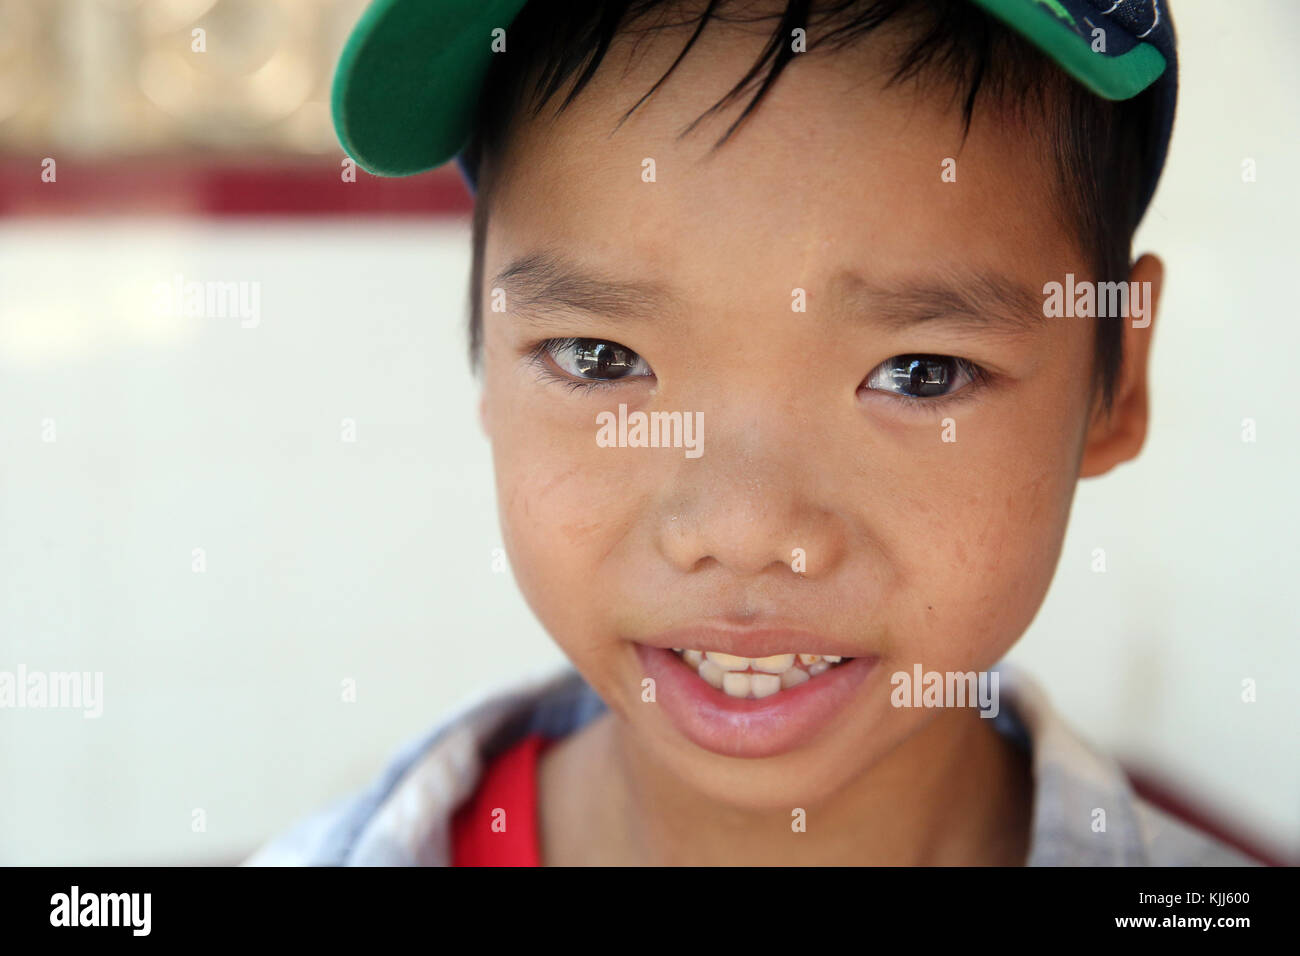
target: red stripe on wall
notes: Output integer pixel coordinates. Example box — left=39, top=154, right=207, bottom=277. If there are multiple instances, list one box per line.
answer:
left=0, top=158, right=473, bottom=217
left=1126, top=768, right=1287, bottom=866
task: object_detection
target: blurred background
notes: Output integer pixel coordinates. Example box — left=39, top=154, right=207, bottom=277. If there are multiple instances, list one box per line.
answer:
left=0, top=0, right=1296, bottom=866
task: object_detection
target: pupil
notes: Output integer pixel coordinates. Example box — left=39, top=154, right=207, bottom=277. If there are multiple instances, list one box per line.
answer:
left=907, top=361, right=925, bottom=393
left=577, top=340, right=630, bottom=378
left=897, top=356, right=950, bottom=397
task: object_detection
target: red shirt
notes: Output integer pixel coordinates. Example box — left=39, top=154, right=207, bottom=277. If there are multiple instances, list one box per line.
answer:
left=450, top=733, right=553, bottom=866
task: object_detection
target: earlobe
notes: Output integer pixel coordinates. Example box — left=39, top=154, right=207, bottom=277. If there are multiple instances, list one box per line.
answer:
left=1079, top=253, right=1163, bottom=478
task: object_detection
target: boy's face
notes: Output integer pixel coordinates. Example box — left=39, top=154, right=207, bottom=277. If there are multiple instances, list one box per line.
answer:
left=478, top=14, right=1153, bottom=806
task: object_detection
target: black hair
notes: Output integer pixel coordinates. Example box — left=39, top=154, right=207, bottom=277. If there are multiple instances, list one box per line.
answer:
left=462, top=0, right=1163, bottom=415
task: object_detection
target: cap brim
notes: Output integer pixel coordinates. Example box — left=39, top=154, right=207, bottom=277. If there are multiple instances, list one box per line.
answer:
left=968, top=0, right=1166, bottom=100
left=332, top=0, right=530, bottom=177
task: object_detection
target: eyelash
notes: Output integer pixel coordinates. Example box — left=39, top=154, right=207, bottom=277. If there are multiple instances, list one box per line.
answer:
left=526, top=337, right=993, bottom=406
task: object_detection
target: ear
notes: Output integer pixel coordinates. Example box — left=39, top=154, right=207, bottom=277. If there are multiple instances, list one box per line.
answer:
left=1078, top=253, right=1163, bottom=478
left=478, top=390, right=489, bottom=437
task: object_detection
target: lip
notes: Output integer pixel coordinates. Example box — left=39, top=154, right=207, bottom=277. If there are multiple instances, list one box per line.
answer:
left=635, top=643, right=878, bottom=759
left=641, top=625, right=862, bottom=661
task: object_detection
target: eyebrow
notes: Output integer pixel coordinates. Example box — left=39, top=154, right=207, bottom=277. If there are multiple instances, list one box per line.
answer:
left=830, top=268, right=1047, bottom=338
left=492, top=251, right=681, bottom=327
left=493, top=250, right=1045, bottom=337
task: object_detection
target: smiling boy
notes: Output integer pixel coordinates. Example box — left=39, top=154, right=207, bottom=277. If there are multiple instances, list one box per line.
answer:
left=248, top=0, right=1256, bottom=866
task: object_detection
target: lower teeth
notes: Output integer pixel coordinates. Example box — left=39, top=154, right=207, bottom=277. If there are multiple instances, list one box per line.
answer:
left=673, top=650, right=852, bottom=700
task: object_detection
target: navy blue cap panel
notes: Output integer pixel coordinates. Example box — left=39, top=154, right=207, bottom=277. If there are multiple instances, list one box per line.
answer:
left=456, top=152, right=478, bottom=196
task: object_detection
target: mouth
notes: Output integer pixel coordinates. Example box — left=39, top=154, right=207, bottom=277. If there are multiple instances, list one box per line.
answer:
left=671, top=648, right=855, bottom=700
left=634, top=642, right=877, bottom=759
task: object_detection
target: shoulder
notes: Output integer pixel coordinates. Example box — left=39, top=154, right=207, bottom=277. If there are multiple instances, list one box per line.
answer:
left=241, top=790, right=377, bottom=866
left=242, top=665, right=602, bottom=866
left=994, top=663, right=1261, bottom=867
left=240, top=714, right=450, bottom=866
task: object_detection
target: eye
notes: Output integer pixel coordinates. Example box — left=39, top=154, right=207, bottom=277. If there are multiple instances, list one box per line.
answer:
left=538, top=337, right=653, bottom=384
left=862, top=354, right=982, bottom=399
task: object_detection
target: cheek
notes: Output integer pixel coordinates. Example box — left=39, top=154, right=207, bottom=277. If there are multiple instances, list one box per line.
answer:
left=496, top=455, right=621, bottom=579
left=484, top=370, right=653, bottom=660
left=881, top=400, right=1083, bottom=673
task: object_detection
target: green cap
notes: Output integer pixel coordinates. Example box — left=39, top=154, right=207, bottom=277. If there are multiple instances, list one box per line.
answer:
left=332, top=0, right=530, bottom=177
left=333, top=0, right=1176, bottom=211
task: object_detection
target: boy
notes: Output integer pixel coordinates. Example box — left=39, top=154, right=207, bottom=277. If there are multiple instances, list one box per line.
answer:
left=249, top=0, right=1256, bottom=865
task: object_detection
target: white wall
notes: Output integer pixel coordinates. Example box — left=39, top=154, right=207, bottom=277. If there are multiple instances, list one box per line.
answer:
left=0, top=219, right=564, bottom=864
left=1, top=3, right=1297, bottom=864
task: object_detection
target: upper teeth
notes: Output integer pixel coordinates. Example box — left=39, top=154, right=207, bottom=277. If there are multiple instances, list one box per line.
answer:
left=673, top=648, right=851, bottom=699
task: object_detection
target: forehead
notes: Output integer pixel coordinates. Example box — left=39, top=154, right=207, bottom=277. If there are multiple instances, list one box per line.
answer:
left=486, top=11, right=1078, bottom=300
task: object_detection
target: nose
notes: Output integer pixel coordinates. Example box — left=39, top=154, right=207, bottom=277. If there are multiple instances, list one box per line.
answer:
left=654, top=413, right=849, bottom=580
